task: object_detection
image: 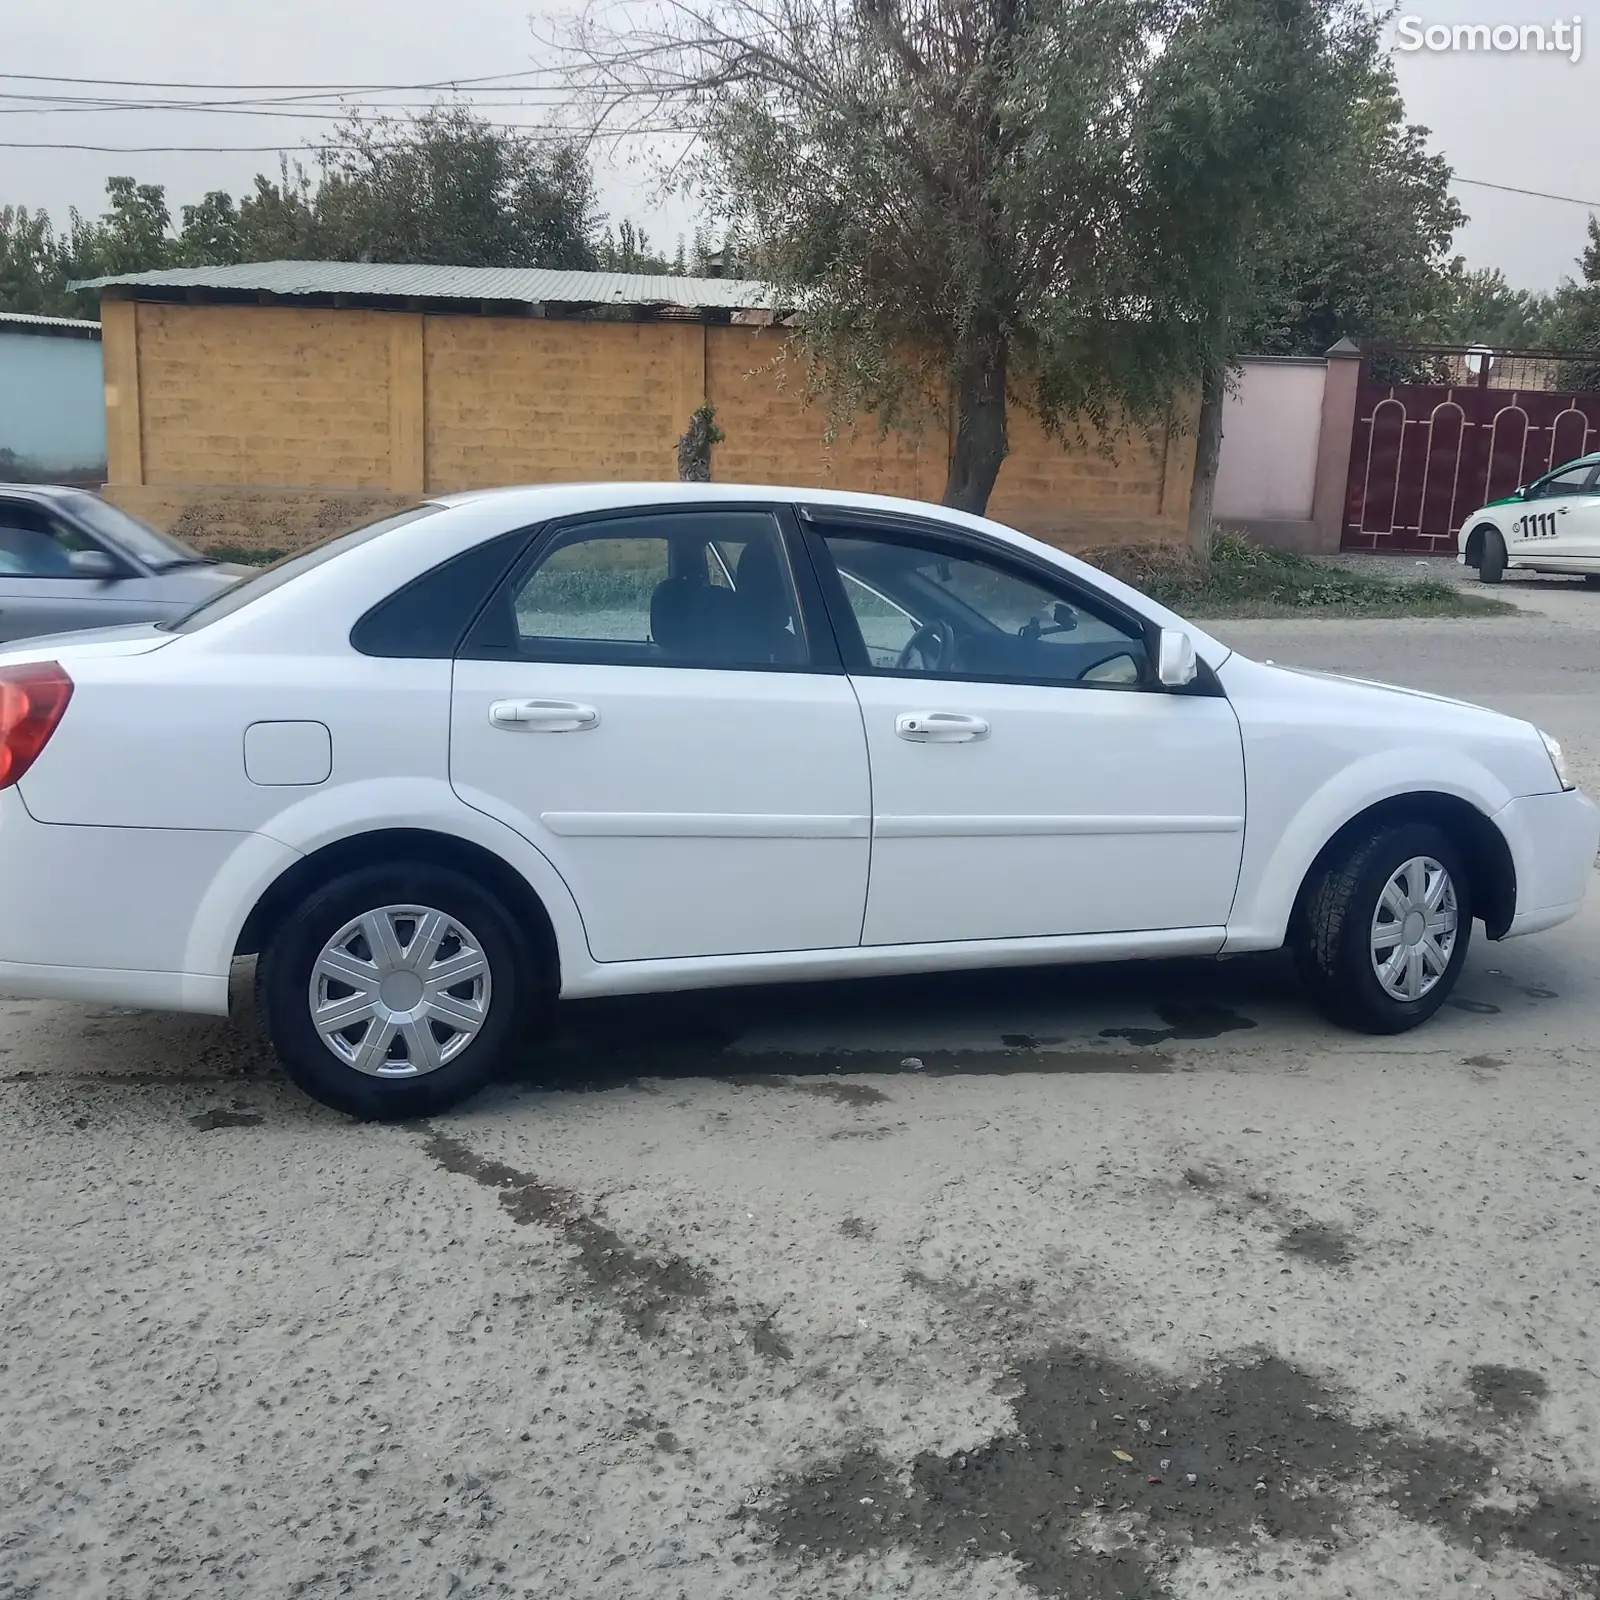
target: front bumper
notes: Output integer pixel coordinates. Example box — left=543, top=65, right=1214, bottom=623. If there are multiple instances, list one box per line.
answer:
left=1495, top=788, right=1600, bottom=938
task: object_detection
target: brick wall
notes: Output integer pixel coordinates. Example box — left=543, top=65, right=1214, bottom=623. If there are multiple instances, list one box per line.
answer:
left=134, top=303, right=393, bottom=490
left=102, top=298, right=1195, bottom=554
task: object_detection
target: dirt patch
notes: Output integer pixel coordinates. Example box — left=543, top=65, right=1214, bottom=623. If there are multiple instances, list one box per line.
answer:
left=421, top=1128, right=711, bottom=1338
left=789, top=1080, right=891, bottom=1107
left=1100, top=1002, right=1258, bottom=1048
left=1469, top=1364, right=1549, bottom=1419
left=1278, top=1223, right=1355, bottom=1268
left=839, top=1217, right=875, bottom=1239
left=188, top=1108, right=265, bottom=1131
left=756, top=1345, right=1600, bottom=1595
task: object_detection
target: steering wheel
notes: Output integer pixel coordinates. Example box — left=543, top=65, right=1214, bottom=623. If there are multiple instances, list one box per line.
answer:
left=897, top=619, right=954, bottom=672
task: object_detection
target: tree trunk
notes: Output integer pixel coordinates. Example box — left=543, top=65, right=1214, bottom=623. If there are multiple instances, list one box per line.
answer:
left=943, top=325, right=1009, bottom=515
left=1187, top=364, right=1226, bottom=557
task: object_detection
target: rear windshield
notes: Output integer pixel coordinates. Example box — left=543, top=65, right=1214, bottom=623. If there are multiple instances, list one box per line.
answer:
left=166, top=506, right=441, bottom=632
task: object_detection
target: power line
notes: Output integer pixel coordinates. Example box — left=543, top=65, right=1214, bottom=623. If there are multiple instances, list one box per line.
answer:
left=0, top=70, right=565, bottom=92
left=1456, top=176, right=1600, bottom=209
left=0, top=129, right=680, bottom=153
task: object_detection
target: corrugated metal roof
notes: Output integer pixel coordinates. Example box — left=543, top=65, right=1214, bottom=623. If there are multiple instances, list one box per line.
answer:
left=0, top=310, right=102, bottom=336
left=70, top=260, right=775, bottom=311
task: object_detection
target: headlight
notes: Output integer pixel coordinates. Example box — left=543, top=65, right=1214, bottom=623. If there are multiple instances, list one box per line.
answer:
left=1540, top=729, right=1576, bottom=792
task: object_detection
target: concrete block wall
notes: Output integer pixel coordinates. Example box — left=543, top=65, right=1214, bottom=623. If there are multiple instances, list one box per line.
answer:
left=101, top=298, right=1197, bottom=555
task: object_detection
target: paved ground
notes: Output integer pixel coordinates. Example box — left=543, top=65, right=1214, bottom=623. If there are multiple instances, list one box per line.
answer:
left=5, top=585, right=1600, bottom=1600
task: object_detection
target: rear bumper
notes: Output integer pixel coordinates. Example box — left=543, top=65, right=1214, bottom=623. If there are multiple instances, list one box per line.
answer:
left=1495, top=788, right=1600, bottom=938
left=0, top=788, right=293, bottom=1015
left=0, top=959, right=227, bottom=1014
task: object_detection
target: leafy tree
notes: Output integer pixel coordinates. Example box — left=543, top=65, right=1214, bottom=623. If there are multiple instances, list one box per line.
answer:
left=1436, top=267, right=1555, bottom=350
left=563, top=0, right=1383, bottom=527
left=596, top=218, right=677, bottom=272
left=313, top=106, right=599, bottom=269
left=1244, top=62, right=1463, bottom=355
left=177, top=190, right=242, bottom=267
left=0, top=207, right=63, bottom=316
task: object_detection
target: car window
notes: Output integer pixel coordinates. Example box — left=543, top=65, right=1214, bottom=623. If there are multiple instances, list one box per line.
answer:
left=60, top=491, right=204, bottom=570
left=1526, top=464, right=1598, bottom=499
left=0, top=500, right=97, bottom=578
left=464, top=510, right=810, bottom=669
left=819, top=528, right=1150, bottom=688
left=168, top=506, right=439, bottom=632
left=351, top=530, right=532, bottom=658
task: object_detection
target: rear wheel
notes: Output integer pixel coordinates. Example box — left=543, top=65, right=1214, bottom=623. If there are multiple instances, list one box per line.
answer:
left=1293, top=822, right=1471, bottom=1034
left=259, top=861, right=540, bottom=1118
left=1476, top=527, right=1506, bottom=583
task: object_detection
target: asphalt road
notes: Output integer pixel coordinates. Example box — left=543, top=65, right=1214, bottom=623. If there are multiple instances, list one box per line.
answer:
left=5, top=583, right=1600, bottom=1600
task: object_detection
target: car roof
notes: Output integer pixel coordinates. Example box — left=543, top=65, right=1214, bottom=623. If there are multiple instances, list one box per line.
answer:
left=0, top=483, right=86, bottom=502
left=1544, top=453, right=1600, bottom=473
left=429, top=480, right=1002, bottom=525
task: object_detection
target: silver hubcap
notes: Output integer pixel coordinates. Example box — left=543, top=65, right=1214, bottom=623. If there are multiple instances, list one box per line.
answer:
left=1370, top=856, right=1458, bottom=1002
left=309, top=905, right=491, bottom=1077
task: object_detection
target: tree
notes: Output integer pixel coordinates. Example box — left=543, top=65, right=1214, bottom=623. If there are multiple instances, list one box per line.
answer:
left=0, top=207, right=63, bottom=316
left=562, top=0, right=1381, bottom=520
left=178, top=191, right=242, bottom=267
left=596, top=218, right=678, bottom=272
left=313, top=106, right=600, bottom=268
left=1438, top=267, right=1555, bottom=350
left=1243, top=61, right=1463, bottom=355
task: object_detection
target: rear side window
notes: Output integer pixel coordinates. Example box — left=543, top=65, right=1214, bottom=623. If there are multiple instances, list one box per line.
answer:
left=351, top=529, right=533, bottom=657
left=168, top=506, right=441, bottom=632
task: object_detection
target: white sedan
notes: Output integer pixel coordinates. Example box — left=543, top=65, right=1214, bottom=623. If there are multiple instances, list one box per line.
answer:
left=1, top=484, right=1594, bottom=1118
left=1460, top=451, right=1600, bottom=581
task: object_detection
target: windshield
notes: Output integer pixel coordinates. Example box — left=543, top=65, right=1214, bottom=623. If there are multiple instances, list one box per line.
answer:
left=63, top=491, right=205, bottom=571
left=165, top=505, right=441, bottom=632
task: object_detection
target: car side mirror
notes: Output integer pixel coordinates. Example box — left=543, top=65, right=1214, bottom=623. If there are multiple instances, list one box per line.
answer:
left=1156, top=627, right=1198, bottom=688
left=68, top=548, right=119, bottom=579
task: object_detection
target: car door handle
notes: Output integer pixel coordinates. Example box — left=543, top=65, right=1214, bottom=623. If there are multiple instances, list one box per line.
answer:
left=895, top=711, right=990, bottom=743
left=488, top=698, right=600, bottom=732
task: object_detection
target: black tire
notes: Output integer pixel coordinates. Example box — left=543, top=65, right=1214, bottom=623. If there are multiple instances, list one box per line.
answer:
left=1476, top=528, right=1506, bottom=583
left=258, top=861, right=542, bottom=1119
left=1292, top=822, right=1472, bottom=1035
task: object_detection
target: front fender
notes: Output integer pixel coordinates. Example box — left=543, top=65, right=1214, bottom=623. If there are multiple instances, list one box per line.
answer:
left=1223, top=748, right=1515, bottom=952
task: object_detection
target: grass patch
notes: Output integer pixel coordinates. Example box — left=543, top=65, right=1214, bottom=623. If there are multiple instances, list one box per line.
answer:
left=204, top=544, right=288, bottom=566
left=1081, top=530, right=1511, bottom=619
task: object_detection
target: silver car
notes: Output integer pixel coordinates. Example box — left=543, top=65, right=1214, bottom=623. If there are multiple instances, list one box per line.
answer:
left=0, top=485, right=243, bottom=643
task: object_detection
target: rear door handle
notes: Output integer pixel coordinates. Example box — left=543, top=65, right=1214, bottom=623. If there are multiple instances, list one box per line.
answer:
left=488, top=698, right=600, bottom=732
left=895, top=711, right=990, bottom=743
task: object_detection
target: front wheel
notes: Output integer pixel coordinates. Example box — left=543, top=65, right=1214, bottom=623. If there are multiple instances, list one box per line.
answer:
left=1293, top=822, right=1472, bottom=1034
left=259, top=862, right=540, bottom=1118
left=1476, top=527, right=1506, bottom=584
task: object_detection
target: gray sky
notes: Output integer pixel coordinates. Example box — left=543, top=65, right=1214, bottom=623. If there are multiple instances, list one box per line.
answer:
left=6, top=0, right=1597, bottom=291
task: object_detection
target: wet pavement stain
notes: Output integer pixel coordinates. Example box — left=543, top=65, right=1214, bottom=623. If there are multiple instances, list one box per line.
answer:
left=785, top=1079, right=890, bottom=1107
left=1098, top=1002, right=1258, bottom=1049
left=1278, top=1222, right=1355, bottom=1268
left=1447, top=997, right=1502, bottom=1015
left=839, top=1216, right=875, bottom=1239
left=1469, top=1364, right=1549, bottom=1419
left=828, top=1125, right=902, bottom=1141
left=749, top=1318, right=794, bottom=1362
left=756, top=1345, right=1600, bottom=1597
left=1463, top=1054, right=1507, bottom=1070
left=420, top=1127, right=712, bottom=1338
left=1524, top=986, right=1559, bottom=1000
left=188, top=1108, right=264, bottom=1131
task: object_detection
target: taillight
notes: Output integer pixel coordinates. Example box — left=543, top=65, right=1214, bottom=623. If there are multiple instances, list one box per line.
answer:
left=0, top=662, right=73, bottom=788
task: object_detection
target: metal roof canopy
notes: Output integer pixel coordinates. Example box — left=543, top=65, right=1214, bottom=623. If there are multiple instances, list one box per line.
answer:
left=0, top=311, right=102, bottom=339
left=70, top=261, right=781, bottom=322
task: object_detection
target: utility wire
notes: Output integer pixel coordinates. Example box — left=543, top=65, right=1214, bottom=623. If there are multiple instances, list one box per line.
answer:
left=1455, top=176, right=1600, bottom=209
left=0, top=70, right=566, bottom=91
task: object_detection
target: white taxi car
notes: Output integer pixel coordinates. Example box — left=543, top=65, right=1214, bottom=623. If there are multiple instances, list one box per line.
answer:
left=1, top=484, right=1594, bottom=1119
left=1460, top=451, right=1600, bottom=582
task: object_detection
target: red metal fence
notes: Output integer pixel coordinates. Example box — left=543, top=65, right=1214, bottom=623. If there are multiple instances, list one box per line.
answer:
left=1342, top=348, right=1600, bottom=554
